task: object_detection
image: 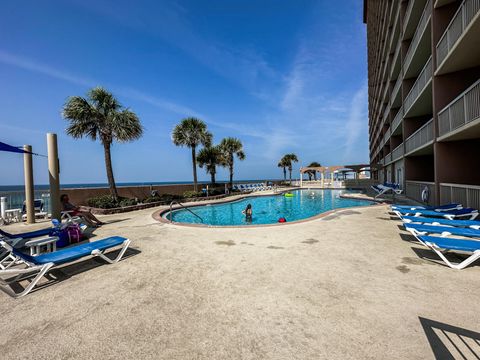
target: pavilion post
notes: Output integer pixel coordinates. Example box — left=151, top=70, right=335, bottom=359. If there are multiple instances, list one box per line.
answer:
left=300, top=170, right=303, bottom=187
left=321, top=172, right=324, bottom=188
left=47, top=133, right=61, bottom=220
left=23, top=145, right=35, bottom=224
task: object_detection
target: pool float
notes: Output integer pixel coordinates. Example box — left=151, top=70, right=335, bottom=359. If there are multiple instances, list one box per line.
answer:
left=284, top=193, right=294, bottom=198
left=278, top=217, right=287, bottom=223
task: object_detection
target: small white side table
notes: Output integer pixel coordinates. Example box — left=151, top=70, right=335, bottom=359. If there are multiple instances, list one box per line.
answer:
left=25, top=236, right=58, bottom=256
left=4, top=209, right=21, bottom=224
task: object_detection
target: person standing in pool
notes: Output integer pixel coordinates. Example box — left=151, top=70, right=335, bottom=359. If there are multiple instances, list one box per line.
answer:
left=242, top=203, right=253, bottom=222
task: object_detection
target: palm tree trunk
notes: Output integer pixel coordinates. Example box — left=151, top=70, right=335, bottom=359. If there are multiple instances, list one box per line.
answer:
left=229, top=163, right=234, bottom=189
left=283, top=168, right=286, bottom=180
left=103, top=141, right=118, bottom=200
left=211, top=170, right=216, bottom=185
left=289, top=168, right=292, bottom=184
left=191, top=146, right=198, bottom=192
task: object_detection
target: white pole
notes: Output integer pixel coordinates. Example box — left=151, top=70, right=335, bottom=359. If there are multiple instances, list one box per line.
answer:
left=24, top=145, right=35, bottom=224
left=0, top=197, right=6, bottom=219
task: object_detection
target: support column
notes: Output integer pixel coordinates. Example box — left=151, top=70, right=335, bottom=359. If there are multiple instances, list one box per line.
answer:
left=23, top=145, right=35, bottom=224
left=321, top=172, right=324, bottom=188
left=300, top=171, right=303, bottom=187
left=47, top=133, right=61, bottom=220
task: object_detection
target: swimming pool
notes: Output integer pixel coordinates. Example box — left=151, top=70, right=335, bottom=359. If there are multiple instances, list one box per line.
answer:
left=163, top=189, right=373, bottom=226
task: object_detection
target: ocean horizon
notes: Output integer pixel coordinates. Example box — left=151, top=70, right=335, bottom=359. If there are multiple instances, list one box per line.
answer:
left=0, top=179, right=282, bottom=192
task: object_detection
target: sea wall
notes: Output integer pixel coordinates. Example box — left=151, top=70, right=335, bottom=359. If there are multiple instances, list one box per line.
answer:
left=60, top=184, right=196, bottom=205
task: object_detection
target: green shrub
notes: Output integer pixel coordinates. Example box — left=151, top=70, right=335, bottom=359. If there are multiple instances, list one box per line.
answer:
left=143, top=193, right=182, bottom=204
left=183, top=190, right=204, bottom=199
left=87, top=195, right=137, bottom=209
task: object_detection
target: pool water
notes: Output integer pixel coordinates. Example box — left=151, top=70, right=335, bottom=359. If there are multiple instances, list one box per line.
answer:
left=165, top=189, right=373, bottom=226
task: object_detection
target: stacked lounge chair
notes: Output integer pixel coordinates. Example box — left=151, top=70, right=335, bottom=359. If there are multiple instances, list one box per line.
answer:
left=390, top=202, right=480, bottom=269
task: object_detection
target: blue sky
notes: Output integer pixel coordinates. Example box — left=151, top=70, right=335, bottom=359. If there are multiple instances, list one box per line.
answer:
left=0, top=0, right=367, bottom=185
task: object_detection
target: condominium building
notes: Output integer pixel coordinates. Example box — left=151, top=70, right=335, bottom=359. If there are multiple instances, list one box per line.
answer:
left=364, top=0, right=480, bottom=208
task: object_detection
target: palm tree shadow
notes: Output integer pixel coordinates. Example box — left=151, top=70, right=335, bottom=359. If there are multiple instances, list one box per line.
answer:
left=4, top=248, right=141, bottom=297
left=419, top=317, right=480, bottom=359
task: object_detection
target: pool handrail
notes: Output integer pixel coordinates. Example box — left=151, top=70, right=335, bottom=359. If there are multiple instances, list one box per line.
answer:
left=168, top=201, right=204, bottom=223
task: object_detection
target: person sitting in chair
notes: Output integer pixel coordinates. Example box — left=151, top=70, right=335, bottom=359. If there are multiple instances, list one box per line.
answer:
left=60, top=194, right=104, bottom=227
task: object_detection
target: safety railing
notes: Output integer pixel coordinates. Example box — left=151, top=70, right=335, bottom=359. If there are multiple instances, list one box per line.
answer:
left=405, top=180, right=436, bottom=205
left=404, top=0, right=432, bottom=72
left=168, top=201, right=203, bottom=223
left=405, top=118, right=433, bottom=154
left=391, top=143, right=404, bottom=162
left=436, top=0, right=480, bottom=67
left=391, top=107, right=403, bottom=133
left=438, top=78, right=480, bottom=137
left=404, top=55, right=432, bottom=113
left=440, top=183, right=480, bottom=211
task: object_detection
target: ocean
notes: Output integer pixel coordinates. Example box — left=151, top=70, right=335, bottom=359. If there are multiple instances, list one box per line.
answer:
left=0, top=180, right=280, bottom=214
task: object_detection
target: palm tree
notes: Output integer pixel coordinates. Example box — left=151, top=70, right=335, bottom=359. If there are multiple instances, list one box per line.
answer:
left=277, top=158, right=288, bottom=181
left=172, top=117, right=212, bottom=192
left=283, top=153, right=299, bottom=184
left=197, top=145, right=223, bottom=185
left=219, top=137, right=245, bottom=189
left=62, top=87, right=143, bottom=201
left=306, top=161, right=321, bottom=180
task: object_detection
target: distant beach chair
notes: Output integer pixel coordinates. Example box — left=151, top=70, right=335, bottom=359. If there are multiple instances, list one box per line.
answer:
left=417, top=235, right=480, bottom=270
left=371, top=183, right=402, bottom=198
left=21, top=199, right=48, bottom=221
left=0, top=236, right=131, bottom=297
left=391, top=203, right=462, bottom=212
left=400, top=215, right=480, bottom=229
left=393, top=208, right=478, bottom=220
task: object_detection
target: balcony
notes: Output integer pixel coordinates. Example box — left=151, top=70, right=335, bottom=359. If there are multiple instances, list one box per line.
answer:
left=440, top=183, right=480, bottom=210
left=405, top=118, right=434, bottom=154
left=390, top=40, right=402, bottom=80
left=390, top=74, right=402, bottom=108
left=391, top=143, right=404, bottom=162
left=404, top=0, right=432, bottom=77
left=405, top=181, right=436, bottom=206
left=404, top=56, right=433, bottom=116
left=391, top=107, right=403, bottom=133
left=384, top=152, right=392, bottom=164
left=436, top=0, right=480, bottom=74
left=438, top=78, right=480, bottom=139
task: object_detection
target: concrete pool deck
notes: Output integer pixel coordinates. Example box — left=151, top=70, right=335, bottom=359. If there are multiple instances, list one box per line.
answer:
left=1, top=204, right=479, bottom=359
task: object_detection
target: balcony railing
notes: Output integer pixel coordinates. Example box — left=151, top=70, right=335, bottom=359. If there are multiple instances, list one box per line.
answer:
left=405, top=180, right=436, bottom=206
left=438, top=78, right=480, bottom=137
left=440, top=183, right=480, bottom=211
left=404, top=0, right=432, bottom=72
left=404, top=56, right=433, bottom=113
left=390, top=40, right=402, bottom=79
left=403, top=0, right=416, bottom=35
left=436, top=0, right=480, bottom=67
left=391, top=107, right=403, bottom=133
left=405, top=118, right=433, bottom=154
left=390, top=75, right=402, bottom=106
left=391, top=143, right=404, bottom=161
left=384, top=152, right=392, bottom=164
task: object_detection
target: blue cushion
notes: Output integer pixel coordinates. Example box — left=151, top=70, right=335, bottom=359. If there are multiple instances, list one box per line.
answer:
left=402, top=216, right=480, bottom=228
left=405, top=223, right=480, bottom=237
left=419, top=235, right=480, bottom=252
left=13, top=236, right=128, bottom=265
left=0, top=228, right=53, bottom=239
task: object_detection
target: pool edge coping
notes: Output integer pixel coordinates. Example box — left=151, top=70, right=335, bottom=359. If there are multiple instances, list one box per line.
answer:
left=152, top=190, right=386, bottom=228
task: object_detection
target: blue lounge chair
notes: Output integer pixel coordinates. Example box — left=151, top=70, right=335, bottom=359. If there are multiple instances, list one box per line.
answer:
left=0, top=236, right=130, bottom=297
left=404, top=223, right=480, bottom=245
left=393, top=207, right=478, bottom=220
left=417, top=235, right=480, bottom=269
left=391, top=203, right=462, bottom=212
left=401, top=215, right=480, bottom=229
left=0, top=228, right=53, bottom=240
